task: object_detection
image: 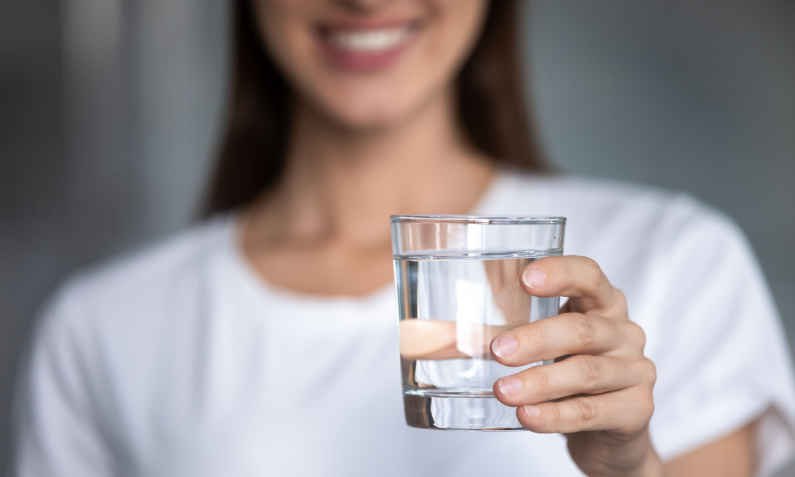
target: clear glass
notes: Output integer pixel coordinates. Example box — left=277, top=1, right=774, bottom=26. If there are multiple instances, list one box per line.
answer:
left=391, top=215, right=566, bottom=430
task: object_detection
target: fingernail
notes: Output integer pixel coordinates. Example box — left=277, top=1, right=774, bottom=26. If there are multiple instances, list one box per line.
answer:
left=523, top=268, right=546, bottom=288
left=524, top=405, right=541, bottom=418
left=497, top=377, right=523, bottom=396
left=492, top=335, right=518, bottom=358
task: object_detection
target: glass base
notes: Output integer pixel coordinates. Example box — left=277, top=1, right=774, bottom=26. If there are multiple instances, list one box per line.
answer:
left=403, top=392, right=523, bottom=431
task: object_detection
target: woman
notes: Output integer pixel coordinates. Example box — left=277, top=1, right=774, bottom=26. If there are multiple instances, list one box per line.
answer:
left=13, top=0, right=795, bottom=475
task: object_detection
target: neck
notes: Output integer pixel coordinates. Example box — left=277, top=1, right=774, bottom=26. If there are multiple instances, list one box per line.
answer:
left=247, top=88, right=495, bottom=248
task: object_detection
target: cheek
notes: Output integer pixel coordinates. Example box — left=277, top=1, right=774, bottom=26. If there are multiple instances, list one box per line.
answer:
left=424, top=0, right=488, bottom=72
left=254, top=2, right=382, bottom=124
left=256, top=3, right=315, bottom=79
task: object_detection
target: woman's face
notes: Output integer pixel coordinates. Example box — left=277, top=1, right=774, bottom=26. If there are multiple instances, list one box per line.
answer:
left=253, top=0, right=488, bottom=130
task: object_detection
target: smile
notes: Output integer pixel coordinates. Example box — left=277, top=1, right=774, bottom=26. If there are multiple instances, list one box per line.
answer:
left=318, top=22, right=420, bottom=72
left=326, top=25, right=416, bottom=53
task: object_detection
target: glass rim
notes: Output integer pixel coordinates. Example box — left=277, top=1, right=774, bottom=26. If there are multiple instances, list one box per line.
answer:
left=390, top=215, right=566, bottom=225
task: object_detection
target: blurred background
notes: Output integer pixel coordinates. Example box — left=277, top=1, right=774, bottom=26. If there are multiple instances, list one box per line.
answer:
left=1, top=0, right=793, bottom=473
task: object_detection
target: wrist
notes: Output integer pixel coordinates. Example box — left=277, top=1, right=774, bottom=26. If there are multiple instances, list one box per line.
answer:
left=636, top=447, right=665, bottom=477
left=579, top=430, right=665, bottom=477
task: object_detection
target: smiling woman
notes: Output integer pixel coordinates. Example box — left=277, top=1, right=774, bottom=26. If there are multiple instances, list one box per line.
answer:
left=10, top=0, right=795, bottom=476
left=204, top=0, right=543, bottom=216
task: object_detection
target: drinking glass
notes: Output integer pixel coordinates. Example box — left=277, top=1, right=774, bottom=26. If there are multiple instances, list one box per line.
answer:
left=391, top=215, right=566, bottom=430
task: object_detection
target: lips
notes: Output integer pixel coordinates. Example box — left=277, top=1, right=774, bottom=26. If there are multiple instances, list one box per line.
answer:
left=317, top=22, right=420, bottom=72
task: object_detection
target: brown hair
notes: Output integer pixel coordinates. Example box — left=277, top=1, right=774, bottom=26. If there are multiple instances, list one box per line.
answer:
left=202, top=0, right=547, bottom=216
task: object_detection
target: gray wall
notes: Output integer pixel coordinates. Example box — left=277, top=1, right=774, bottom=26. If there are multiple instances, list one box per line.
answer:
left=1, top=0, right=793, bottom=473
left=525, top=1, right=795, bottom=347
left=1, top=0, right=66, bottom=471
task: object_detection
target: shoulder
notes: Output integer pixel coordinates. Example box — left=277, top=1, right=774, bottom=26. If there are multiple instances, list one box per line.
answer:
left=40, top=216, right=234, bottom=334
left=500, top=169, right=712, bottom=218
left=67, top=215, right=231, bottom=300
left=495, top=169, right=743, bottom=253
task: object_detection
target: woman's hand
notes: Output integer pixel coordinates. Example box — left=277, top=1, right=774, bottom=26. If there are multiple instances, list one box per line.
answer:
left=491, top=256, right=663, bottom=477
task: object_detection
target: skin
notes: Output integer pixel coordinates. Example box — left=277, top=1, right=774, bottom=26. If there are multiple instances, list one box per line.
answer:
left=245, top=0, right=757, bottom=475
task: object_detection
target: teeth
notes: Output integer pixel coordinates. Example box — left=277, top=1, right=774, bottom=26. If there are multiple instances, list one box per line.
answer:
left=328, top=27, right=410, bottom=53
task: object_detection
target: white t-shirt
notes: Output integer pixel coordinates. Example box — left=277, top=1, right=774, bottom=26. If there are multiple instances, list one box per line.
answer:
left=12, top=171, right=795, bottom=476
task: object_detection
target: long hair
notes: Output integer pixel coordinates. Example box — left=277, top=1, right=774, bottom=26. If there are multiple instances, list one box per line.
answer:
left=202, top=0, right=547, bottom=216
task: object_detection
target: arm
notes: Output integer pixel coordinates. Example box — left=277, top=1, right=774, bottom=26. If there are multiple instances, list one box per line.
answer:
left=11, top=287, right=115, bottom=477
left=664, top=420, right=756, bottom=477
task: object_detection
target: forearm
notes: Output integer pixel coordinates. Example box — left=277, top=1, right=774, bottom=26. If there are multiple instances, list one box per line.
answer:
left=569, top=429, right=664, bottom=477
left=662, top=420, right=756, bottom=477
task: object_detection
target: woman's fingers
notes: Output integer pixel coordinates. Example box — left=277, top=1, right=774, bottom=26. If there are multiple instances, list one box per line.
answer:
left=491, top=312, right=645, bottom=365
left=521, top=256, right=627, bottom=316
left=516, top=386, right=655, bottom=437
left=493, top=355, right=656, bottom=406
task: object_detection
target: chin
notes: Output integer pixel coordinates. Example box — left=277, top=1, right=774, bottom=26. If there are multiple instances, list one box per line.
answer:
left=320, top=97, right=418, bottom=133
left=341, top=110, right=411, bottom=132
